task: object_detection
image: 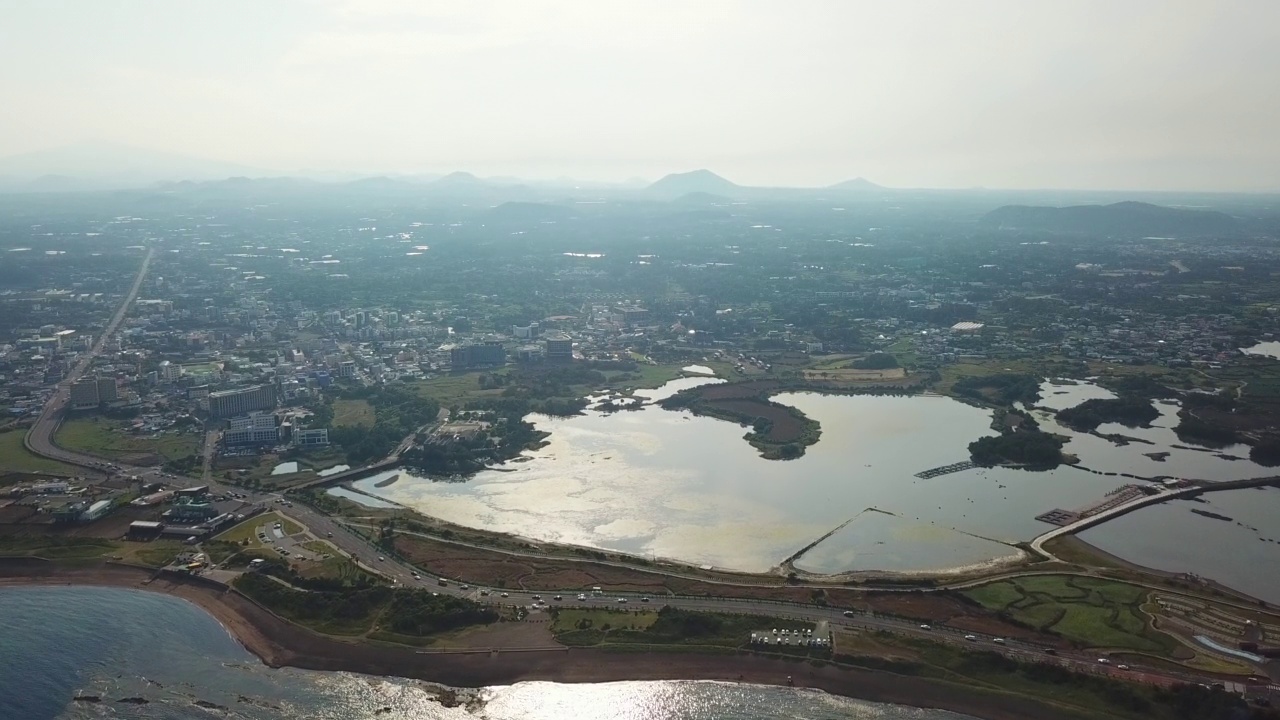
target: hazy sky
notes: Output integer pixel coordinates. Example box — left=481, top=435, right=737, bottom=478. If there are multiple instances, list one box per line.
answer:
left=2, top=0, right=1278, bottom=190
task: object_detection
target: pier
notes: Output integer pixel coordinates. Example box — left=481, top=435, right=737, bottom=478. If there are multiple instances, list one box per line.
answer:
left=914, top=460, right=977, bottom=479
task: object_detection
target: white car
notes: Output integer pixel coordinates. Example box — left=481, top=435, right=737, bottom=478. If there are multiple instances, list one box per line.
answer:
left=617, top=597, right=627, bottom=604
left=964, top=634, right=977, bottom=642
left=1097, top=658, right=1111, bottom=665
left=919, top=624, right=932, bottom=631
left=993, top=637, right=1005, bottom=644
left=1117, top=664, right=1131, bottom=671
left=577, top=593, right=587, bottom=601
left=500, top=592, right=509, bottom=598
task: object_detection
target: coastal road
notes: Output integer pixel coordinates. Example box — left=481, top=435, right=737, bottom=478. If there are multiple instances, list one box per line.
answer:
left=24, top=247, right=155, bottom=472
left=273, top=513, right=1236, bottom=692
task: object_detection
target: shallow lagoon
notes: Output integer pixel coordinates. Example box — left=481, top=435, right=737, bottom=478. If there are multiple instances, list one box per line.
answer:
left=357, top=379, right=1278, bottom=575
left=1079, top=487, right=1280, bottom=603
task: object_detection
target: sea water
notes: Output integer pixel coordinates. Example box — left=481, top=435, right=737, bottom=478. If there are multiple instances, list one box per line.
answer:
left=0, top=586, right=973, bottom=720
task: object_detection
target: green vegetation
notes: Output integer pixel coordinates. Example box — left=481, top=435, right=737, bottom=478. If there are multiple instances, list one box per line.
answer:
left=55, top=416, right=201, bottom=463
left=213, top=512, right=303, bottom=546
left=835, top=631, right=1267, bottom=720
left=1056, top=397, right=1160, bottom=432
left=331, top=398, right=376, bottom=428
left=961, top=576, right=1177, bottom=655
left=951, top=373, right=1042, bottom=405
left=1250, top=435, right=1280, bottom=466
left=0, top=536, right=119, bottom=560
left=311, top=386, right=440, bottom=465
left=202, top=540, right=242, bottom=564
left=233, top=573, right=497, bottom=637
left=1175, top=415, right=1240, bottom=447
left=133, top=541, right=184, bottom=567
left=0, top=430, right=81, bottom=475
left=851, top=352, right=900, bottom=370
left=550, top=606, right=815, bottom=651
left=968, top=430, right=1065, bottom=467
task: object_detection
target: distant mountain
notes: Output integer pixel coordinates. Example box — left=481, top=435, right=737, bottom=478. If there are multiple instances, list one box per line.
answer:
left=434, top=171, right=484, bottom=185
left=0, top=140, right=268, bottom=189
left=646, top=169, right=739, bottom=198
left=978, top=201, right=1241, bottom=237
left=829, top=177, right=883, bottom=191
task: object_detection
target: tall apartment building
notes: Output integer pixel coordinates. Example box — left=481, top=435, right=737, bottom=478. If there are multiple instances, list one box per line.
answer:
left=449, top=342, right=507, bottom=371
left=224, top=414, right=280, bottom=446
left=208, top=384, right=276, bottom=418
left=544, top=333, right=574, bottom=364
left=70, top=378, right=101, bottom=408
left=96, top=377, right=117, bottom=403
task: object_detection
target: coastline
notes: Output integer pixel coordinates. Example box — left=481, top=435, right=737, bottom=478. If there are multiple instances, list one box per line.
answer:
left=0, top=559, right=1097, bottom=720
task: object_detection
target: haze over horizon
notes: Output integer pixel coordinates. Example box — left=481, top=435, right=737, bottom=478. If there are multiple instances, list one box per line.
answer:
left=2, top=0, right=1279, bottom=192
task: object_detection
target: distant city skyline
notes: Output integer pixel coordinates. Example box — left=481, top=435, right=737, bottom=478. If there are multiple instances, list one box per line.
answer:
left=2, top=0, right=1278, bottom=191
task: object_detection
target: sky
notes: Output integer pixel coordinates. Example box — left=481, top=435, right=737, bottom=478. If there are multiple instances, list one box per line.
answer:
left=1, top=0, right=1278, bottom=191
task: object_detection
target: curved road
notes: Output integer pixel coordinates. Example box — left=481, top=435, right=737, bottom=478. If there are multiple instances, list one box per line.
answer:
left=24, top=248, right=154, bottom=471
left=17, top=246, right=1268, bottom=694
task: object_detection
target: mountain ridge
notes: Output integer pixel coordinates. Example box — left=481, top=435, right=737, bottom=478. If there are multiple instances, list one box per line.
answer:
left=979, top=201, right=1241, bottom=237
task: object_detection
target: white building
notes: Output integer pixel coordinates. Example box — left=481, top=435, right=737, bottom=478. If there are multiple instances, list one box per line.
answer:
left=293, top=428, right=329, bottom=447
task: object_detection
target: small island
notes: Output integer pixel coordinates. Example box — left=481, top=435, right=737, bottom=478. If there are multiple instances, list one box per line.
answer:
left=1056, top=397, right=1160, bottom=432
left=968, top=429, right=1067, bottom=468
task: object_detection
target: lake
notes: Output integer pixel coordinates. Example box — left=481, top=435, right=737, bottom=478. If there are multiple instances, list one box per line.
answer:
left=1241, top=341, right=1280, bottom=359
left=353, top=378, right=1279, bottom=577
left=356, top=384, right=1108, bottom=573
left=0, top=586, right=974, bottom=720
left=1078, top=486, right=1280, bottom=603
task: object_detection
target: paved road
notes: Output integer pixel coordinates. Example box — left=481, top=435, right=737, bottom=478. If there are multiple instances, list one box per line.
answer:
left=24, top=247, right=155, bottom=471
left=12, top=245, right=1263, bottom=693
left=291, top=512, right=1262, bottom=693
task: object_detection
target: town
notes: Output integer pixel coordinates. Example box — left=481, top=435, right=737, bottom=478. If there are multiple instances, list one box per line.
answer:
left=3, top=183, right=1280, bottom=720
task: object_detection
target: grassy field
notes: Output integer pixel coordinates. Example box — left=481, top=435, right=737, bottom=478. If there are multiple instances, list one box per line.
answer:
left=833, top=629, right=1221, bottom=720
left=56, top=417, right=201, bottom=463
left=217, top=448, right=345, bottom=488
left=0, top=536, right=120, bottom=560
left=962, top=575, right=1178, bottom=655
left=551, top=608, right=660, bottom=634
left=601, top=364, right=685, bottom=390
left=0, top=430, right=81, bottom=475
left=214, top=512, right=304, bottom=546
left=549, top=606, right=813, bottom=651
left=332, top=398, right=376, bottom=427
left=409, top=373, right=508, bottom=408
left=131, top=540, right=185, bottom=567
left=409, top=364, right=691, bottom=409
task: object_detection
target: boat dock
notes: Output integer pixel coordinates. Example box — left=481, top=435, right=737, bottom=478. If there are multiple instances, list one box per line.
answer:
left=914, top=460, right=977, bottom=479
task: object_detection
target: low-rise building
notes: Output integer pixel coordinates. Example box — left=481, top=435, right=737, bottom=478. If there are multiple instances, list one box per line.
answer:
left=294, top=428, right=329, bottom=447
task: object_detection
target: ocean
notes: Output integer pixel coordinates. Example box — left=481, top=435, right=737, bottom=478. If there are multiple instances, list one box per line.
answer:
left=0, top=586, right=974, bottom=720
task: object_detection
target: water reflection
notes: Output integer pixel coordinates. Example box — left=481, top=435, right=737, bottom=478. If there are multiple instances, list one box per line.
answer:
left=358, top=389, right=1123, bottom=572
left=357, top=378, right=1278, bottom=575
left=1079, top=487, right=1280, bottom=603
left=326, top=486, right=401, bottom=509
